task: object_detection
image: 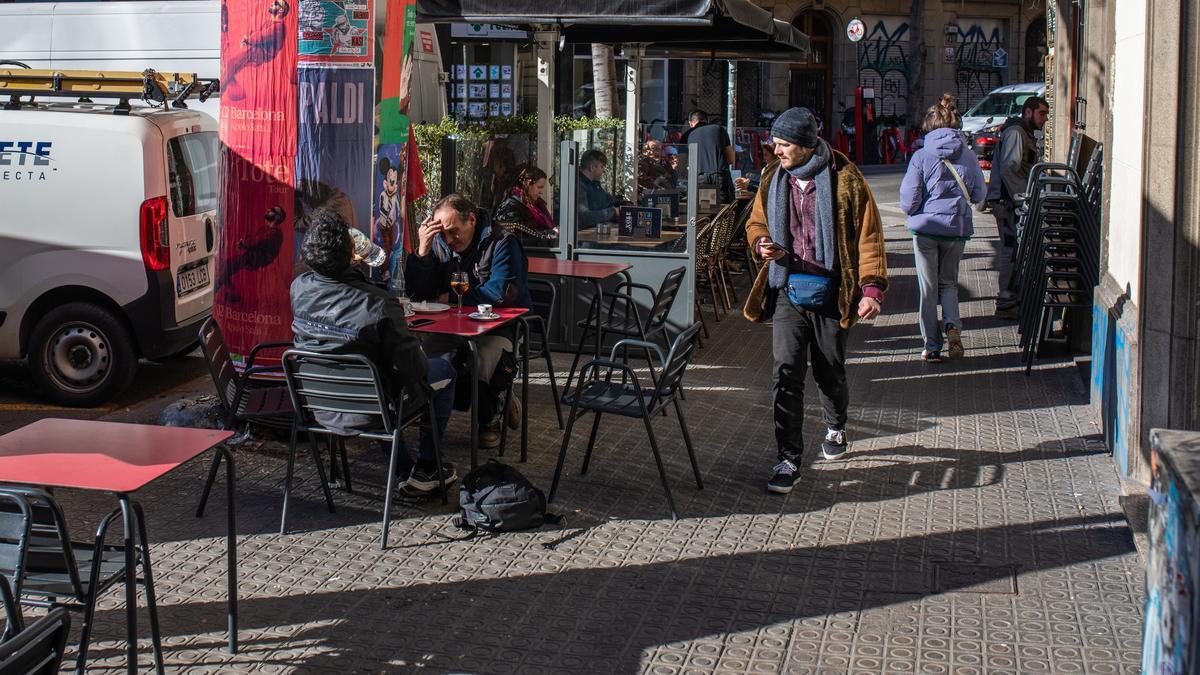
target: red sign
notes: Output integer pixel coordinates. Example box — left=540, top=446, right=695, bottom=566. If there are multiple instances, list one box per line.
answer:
left=216, top=0, right=298, bottom=362
left=420, top=30, right=434, bottom=54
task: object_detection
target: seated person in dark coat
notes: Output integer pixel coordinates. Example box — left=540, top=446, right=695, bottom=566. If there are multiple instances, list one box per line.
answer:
left=290, top=208, right=457, bottom=493
left=577, top=149, right=620, bottom=229
left=405, top=193, right=533, bottom=449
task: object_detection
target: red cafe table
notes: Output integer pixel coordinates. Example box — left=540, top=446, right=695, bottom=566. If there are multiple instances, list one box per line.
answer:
left=409, top=307, right=529, bottom=470
left=525, top=257, right=633, bottom=399
left=0, top=418, right=239, bottom=670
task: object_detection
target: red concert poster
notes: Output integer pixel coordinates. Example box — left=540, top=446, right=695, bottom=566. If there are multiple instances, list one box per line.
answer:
left=215, top=0, right=298, bottom=363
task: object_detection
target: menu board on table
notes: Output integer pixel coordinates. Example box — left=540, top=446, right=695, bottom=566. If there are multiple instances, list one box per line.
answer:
left=641, top=190, right=679, bottom=218
left=620, top=206, right=662, bottom=238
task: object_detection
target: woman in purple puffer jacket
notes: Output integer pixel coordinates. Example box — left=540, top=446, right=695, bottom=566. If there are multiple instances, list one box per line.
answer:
left=899, top=95, right=987, bottom=363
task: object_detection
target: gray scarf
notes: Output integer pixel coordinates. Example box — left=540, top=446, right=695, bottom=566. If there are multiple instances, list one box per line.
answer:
left=766, top=140, right=834, bottom=289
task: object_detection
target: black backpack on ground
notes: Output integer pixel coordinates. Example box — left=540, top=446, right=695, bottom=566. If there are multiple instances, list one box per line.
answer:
left=454, top=461, right=560, bottom=533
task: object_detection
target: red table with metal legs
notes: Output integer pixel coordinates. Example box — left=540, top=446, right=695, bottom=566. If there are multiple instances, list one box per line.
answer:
left=526, top=257, right=633, bottom=403
left=0, top=419, right=238, bottom=672
left=411, top=307, right=529, bottom=470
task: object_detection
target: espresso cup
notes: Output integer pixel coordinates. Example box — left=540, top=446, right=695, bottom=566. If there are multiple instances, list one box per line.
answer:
left=477, top=303, right=494, bottom=316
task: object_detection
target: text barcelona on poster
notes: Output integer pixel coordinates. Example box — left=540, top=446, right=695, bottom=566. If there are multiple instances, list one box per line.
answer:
left=216, top=0, right=298, bottom=359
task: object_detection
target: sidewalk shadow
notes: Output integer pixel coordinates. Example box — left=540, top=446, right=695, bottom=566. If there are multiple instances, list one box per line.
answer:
left=77, top=513, right=1134, bottom=672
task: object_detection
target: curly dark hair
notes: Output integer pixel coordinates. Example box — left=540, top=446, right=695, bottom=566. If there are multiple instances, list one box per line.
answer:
left=300, top=207, right=352, bottom=277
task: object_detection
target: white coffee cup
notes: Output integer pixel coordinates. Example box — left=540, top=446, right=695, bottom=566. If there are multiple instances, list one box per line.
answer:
left=477, top=303, right=494, bottom=317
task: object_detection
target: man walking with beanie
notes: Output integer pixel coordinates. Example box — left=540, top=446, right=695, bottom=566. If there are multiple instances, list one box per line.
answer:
left=744, top=107, right=889, bottom=494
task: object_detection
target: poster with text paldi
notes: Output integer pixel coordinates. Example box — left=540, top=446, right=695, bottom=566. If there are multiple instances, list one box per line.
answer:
left=298, top=0, right=373, bottom=64
left=295, top=67, right=374, bottom=273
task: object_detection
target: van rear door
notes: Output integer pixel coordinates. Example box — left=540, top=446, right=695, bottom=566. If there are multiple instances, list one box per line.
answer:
left=158, top=117, right=218, bottom=324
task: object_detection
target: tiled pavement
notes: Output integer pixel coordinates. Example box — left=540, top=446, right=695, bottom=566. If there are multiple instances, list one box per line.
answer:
left=47, top=190, right=1143, bottom=672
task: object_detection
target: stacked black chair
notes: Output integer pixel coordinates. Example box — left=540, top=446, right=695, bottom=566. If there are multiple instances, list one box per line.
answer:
left=550, top=322, right=705, bottom=521
left=1009, top=140, right=1105, bottom=373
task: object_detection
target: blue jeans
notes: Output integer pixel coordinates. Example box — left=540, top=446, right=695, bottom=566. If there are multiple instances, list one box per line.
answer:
left=912, top=235, right=966, bottom=351
left=416, top=356, right=456, bottom=464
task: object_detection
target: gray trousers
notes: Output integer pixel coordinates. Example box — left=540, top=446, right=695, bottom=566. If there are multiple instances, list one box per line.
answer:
left=992, top=201, right=1018, bottom=307
left=912, top=235, right=967, bottom=352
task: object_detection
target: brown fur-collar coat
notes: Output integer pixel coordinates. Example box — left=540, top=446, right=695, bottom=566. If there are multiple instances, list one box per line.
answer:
left=744, top=152, right=889, bottom=328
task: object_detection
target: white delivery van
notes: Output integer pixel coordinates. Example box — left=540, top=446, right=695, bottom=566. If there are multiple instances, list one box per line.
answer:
left=0, top=72, right=218, bottom=406
left=0, top=1, right=448, bottom=124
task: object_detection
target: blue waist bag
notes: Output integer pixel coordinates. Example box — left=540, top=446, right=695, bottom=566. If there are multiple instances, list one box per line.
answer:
left=785, top=272, right=836, bottom=308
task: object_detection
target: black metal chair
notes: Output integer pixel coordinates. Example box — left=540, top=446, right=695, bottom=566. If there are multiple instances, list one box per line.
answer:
left=564, top=266, right=688, bottom=401
left=0, top=602, right=70, bottom=675
left=521, top=277, right=564, bottom=430
left=281, top=350, right=449, bottom=549
left=0, top=487, right=161, bottom=674
left=0, top=493, right=32, bottom=641
left=549, top=322, right=705, bottom=521
left=196, top=316, right=293, bottom=517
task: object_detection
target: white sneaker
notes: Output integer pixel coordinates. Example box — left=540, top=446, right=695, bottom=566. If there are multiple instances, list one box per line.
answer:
left=821, top=428, right=848, bottom=460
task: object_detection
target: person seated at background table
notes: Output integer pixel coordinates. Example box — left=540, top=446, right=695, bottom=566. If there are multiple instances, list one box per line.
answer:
left=637, top=139, right=675, bottom=192
left=577, top=149, right=621, bottom=229
left=290, top=207, right=458, bottom=493
left=406, top=193, right=533, bottom=449
left=493, top=165, right=557, bottom=239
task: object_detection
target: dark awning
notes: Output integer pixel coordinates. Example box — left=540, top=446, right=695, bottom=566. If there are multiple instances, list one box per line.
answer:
left=417, top=0, right=807, bottom=54
left=640, top=19, right=808, bottom=62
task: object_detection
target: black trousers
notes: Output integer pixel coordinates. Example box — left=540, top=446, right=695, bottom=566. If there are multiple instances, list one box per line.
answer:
left=771, top=298, right=849, bottom=463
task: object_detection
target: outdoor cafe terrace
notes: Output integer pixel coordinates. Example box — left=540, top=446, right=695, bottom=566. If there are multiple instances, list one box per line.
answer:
left=17, top=204, right=1144, bottom=673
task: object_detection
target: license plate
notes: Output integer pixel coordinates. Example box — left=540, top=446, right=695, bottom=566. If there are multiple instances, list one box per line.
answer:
left=176, top=261, right=210, bottom=298
left=982, top=169, right=991, bottom=184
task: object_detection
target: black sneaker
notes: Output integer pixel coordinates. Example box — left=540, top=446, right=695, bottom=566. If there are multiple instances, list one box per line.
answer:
left=820, top=428, right=848, bottom=460
left=405, top=461, right=457, bottom=493
left=994, top=304, right=1020, bottom=320
left=767, top=459, right=800, bottom=494
left=922, top=349, right=943, bottom=364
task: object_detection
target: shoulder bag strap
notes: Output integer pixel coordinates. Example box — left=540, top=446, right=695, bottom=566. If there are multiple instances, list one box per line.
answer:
left=941, top=158, right=977, bottom=208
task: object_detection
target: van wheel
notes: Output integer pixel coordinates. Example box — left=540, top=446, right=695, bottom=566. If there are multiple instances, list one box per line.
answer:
left=29, top=303, right=138, bottom=407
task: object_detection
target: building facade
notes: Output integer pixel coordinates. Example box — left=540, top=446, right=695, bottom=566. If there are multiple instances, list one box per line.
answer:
left=748, top=0, right=1047, bottom=134
left=1053, top=0, right=1200, bottom=490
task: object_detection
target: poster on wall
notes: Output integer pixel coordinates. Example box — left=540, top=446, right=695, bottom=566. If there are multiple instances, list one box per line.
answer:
left=378, top=0, right=416, bottom=144
left=501, top=65, right=512, bottom=80
left=296, top=67, right=374, bottom=266
left=217, top=0, right=298, bottom=360
left=298, top=0, right=372, bottom=64
left=373, top=143, right=403, bottom=265
left=489, top=84, right=500, bottom=98
left=469, top=83, right=487, bottom=98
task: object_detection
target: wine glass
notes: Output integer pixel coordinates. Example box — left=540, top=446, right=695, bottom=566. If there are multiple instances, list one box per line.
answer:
left=450, top=271, right=470, bottom=315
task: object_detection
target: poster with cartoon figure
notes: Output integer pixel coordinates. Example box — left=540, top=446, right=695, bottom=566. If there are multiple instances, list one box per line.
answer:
left=216, top=0, right=297, bottom=360
left=298, top=0, right=372, bottom=64
left=373, top=145, right=402, bottom=251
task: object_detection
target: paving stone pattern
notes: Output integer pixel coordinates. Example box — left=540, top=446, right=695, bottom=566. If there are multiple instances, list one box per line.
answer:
left=47, top=196, right=1143, bottom=673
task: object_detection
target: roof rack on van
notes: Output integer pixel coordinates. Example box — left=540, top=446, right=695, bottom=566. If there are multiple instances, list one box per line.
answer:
left=0, top=68, right=219, bottom=114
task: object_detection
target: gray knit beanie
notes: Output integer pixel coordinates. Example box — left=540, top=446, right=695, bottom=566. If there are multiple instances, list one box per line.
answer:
left=770, top=107, right=819, bottom=148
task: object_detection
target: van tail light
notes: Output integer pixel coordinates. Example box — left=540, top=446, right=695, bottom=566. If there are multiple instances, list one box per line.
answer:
left=139, top=196, right=170, bottom=271
left=979, top=160, right=992, bottom=170
left=977, top=136, right=997, bottom=146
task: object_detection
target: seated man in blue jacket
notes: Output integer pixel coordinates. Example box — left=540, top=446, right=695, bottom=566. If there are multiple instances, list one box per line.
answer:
left=406, top=193, right=532, bottom=448
left=291, top=208, right=457, bottom=493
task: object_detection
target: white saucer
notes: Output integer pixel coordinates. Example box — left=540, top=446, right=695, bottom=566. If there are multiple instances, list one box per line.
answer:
left=409, top=302, right=451, bottom=313
left=468, top=312, right=501, bottom=321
